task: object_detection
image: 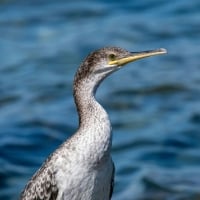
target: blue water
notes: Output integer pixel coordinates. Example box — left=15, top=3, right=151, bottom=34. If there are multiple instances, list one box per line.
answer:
left=0, top=0, right=200, bottom=199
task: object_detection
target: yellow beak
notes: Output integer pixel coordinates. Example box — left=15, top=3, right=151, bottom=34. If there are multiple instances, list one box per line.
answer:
left=109, top=48, right=167, bottom=66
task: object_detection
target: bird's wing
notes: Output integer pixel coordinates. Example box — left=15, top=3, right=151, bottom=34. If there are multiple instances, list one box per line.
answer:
left=109, top=161, right=115, bottom=199
left=20, top=162, right=58, bottom=200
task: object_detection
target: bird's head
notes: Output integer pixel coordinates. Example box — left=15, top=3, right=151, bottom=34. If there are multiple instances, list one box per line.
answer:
left=74, top=47, right=167, bottom=91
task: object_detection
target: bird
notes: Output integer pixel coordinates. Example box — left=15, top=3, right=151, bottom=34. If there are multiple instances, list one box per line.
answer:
left=20, top=46, right=167, bottom=200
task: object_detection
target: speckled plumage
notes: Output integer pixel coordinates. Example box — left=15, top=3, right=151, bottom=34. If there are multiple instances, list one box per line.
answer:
left=20, top=155, right=58, bottom=200
left=20, top=46, right=166, bottom=200
left=20, top=47, right=128, bottom=200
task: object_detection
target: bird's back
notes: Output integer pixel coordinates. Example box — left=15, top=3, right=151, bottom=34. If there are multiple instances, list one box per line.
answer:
left=20, top=154, right=58, bottom=200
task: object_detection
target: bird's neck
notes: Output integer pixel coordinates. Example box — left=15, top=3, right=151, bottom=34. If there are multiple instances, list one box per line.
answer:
left=73, top=78, right=112, bottom=160
left=73, top=78, right=110, bottom=129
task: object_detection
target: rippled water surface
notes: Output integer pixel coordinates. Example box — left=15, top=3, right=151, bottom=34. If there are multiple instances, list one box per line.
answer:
left=0, top=0, right=200, bottom=199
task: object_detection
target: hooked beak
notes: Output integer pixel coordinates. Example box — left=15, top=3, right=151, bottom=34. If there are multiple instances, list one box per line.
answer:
left=109, top=48, right=167, bottom=66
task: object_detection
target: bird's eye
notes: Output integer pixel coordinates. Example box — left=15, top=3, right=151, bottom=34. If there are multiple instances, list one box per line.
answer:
left=108, top=54, right=116, bottom=61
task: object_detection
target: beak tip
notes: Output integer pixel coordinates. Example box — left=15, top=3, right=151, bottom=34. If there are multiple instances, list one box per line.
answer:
left=159, top=48, right=167, bottom=54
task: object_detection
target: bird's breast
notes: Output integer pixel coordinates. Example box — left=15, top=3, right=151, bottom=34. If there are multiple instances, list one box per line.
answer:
left=54, top=153, right=113, bottom=200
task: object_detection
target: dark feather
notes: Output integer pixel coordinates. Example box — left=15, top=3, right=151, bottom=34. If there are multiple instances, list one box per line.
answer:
left=19, top=158, right=58, bottom=200
left=109, top=161, right=115, bottom=199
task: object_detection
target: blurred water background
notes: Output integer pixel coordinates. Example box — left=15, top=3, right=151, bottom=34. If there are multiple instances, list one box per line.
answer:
left=0, top=0, right=200, bottom=199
